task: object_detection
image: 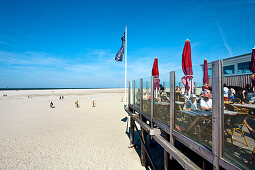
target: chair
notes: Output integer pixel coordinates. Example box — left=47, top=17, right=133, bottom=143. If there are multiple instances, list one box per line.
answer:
left=230, top=98, right=241, bottom=104
left=227, top=112, right=249, bottom=146
left=244, top=117, right=255, bottom=164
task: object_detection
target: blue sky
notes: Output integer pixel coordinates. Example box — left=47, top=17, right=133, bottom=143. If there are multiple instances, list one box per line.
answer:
left=0, top=0, right=254, bottom=88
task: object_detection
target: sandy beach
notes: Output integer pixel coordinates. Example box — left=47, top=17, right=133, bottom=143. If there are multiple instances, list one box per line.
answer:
left=0, top=89, right=144, bottom=169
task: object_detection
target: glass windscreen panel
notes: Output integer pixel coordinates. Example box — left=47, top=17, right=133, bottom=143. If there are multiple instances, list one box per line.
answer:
left=142, top=76, right=151, bottom=116
left=223, top=61, right=255, bottom=169
left=135, top=79, right=141, bottom=110
left=153, top=72, right=170, bottom=126
left=174, top=65, right=212, bottom=150
left=237, top=61, right=252, bottom=74
left=223, top=65, right=235, bottom=75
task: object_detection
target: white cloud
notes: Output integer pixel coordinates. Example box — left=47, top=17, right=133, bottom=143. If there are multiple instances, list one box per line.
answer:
left=217, top=24, right=233, bottom=57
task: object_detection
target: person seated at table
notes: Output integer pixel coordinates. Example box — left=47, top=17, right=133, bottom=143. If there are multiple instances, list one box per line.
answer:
left=200, top=93, right=212, bottom=111
left=175, top=86, right=180, bottom=92
left=228, top=88, right=235, bottom=100
left=143, top=92, right=148, bottom=100
left=183, top=94, right=197, bottom=111
left=224, top=84, right=229, bottom=101
left=197, top=91, right=205, bottom=109
left=179, top=86, right=185, bottom=95
left=242, top=84, right=250, bottom=104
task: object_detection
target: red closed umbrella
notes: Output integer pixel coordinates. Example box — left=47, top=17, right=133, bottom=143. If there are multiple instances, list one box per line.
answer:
left=203, top=59, right=209, bottom=90
left=251, top=47, right=255, bottom=87
left=181, top=39, right=193, bottom=94
left=152, top=57, right=160, bottom=90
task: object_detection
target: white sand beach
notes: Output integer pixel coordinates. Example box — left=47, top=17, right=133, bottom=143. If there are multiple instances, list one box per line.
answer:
left=0, top=89, right=144, bottom=169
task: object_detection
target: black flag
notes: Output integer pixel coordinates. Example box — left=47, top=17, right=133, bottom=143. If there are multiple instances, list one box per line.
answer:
left=115, top=32, right=125, bottom=61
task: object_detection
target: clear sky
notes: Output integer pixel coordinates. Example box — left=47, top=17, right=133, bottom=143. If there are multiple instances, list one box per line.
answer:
left=0, top=0, right=254, bottom=88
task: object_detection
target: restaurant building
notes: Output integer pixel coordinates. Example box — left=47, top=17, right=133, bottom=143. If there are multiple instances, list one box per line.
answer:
left=205, top=53, right=252, bottom=88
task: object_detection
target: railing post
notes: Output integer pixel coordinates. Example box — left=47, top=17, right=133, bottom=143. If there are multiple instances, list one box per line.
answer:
left=212, top=60, right=223, bottom=170
left=151, top=76, right=154, bottom=128
left=130, top=80, right=135, bottom=146
left=133, top=80, right=136, bottom=109
left=163, top=81, right=166, bottom=92
left=140, top=78, right=143, bottom=113
left=128, top=81, right=130, bottom=106
left=194, top=82, right=197, bottom=95
left=170, top=71, right=175, bottom=160
left=140, top=78, right=147, bottom=166
left=146, top=81, right=149, bottom=94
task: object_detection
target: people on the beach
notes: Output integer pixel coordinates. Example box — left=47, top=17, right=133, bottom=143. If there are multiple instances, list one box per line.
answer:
left=50, top=101, right=55, bottom=108
left=92, top=101, right=96, bottom=107
left=75, top=100, right=79, bottom=108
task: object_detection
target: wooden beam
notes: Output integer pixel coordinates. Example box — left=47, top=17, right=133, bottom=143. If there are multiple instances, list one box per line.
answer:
left=170, top=71, right=175, bottom=159
left=212, top=60, right=223, bottom=170
left=153, top=134, right=201, bottom=170
left=172, top=130, right=213, bottom=163
left=219, top=158, right=240, bottom=170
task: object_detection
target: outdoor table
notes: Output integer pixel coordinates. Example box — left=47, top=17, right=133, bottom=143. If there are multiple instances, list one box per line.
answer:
left=175, top=101, right=185, bottom=105
left=224, top=101, right=233, bottom=104
left=232, top=103, right=255, bottom=110
left=178, top=110, right=239, bottom=137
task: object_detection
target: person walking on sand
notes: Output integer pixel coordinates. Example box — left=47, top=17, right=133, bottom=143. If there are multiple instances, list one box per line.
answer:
left=75, top=100, right=79, bottom=108
left=50, top=101, right=55, bottom=108
left=92, top=101, right=96, bottom=107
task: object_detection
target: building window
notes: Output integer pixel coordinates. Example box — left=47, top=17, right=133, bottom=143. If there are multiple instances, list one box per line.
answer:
left=223, top=65, right=234, bottom=75
left=237, top=61, right=252, bottom=74
left=208, top=68, right=212, bottom=78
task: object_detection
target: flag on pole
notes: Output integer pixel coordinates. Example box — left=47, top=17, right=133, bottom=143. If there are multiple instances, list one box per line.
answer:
left=115, top=32, right=125, bottom=61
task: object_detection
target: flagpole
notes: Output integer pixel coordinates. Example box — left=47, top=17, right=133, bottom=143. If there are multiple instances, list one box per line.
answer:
left=124, top=26, right=127, bottom=105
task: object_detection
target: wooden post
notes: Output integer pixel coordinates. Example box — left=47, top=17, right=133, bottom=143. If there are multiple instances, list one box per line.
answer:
left=128, top=81, right=130, bottom=105
left=163, top=81, right=166, bottom=92
left=194, top=82, right=197, bottom=95
left=140, top=78, right=143, bottom=115
left=149, top=76, right=154, bottom=146
left=146, top=81, right=149, bottom=94
left=133, top=80, right=136, bottom=108
left=170, top=71, right=175, bottom=160
left=130, top=80, right=136, bottom=146
left=212, top=60, right=223, bottom=170
left=140, top=78, right=147, bottom=166
left=163, top=131, right=170, bottom=170
left=151, top=76, right=154, bottom=127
